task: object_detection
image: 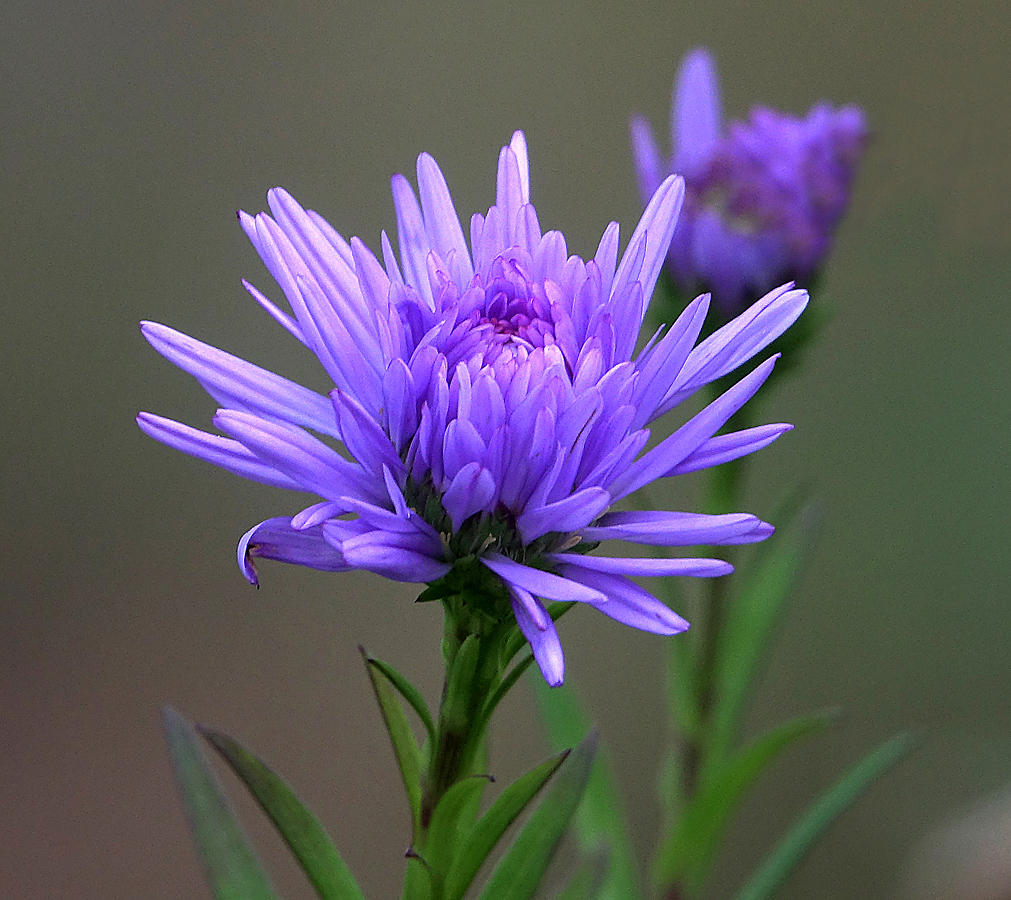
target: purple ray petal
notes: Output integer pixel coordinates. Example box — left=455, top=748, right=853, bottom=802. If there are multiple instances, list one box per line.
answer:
left=545, top=552, right=732, bottom=578
left=141, top=322, right=338, bottom=436
left=672, top=47, right=723, bottom=176
left=609, top=355, right=778, bottom=500
left=581, top=510, right=767, bottom=546
left=669, top=423, right=792, bottom=475
left=516, top=487, right=612, bottom=545
left=552, top=565, right=690, bottom=636
left=335, top=529, right=450, bottom=583
left=481, top=553, right=607, bottom=604
left=137, top=413, right=303, bottom=490
left=238, top=517, right=350, bottom=586
left=509, top=585, right=564, bottom=686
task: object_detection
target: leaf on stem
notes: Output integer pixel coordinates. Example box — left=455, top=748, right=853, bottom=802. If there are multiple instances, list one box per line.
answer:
left=653, top=709, right=837, bottom=893
left=362, top=647, right=425, bottom=843
left=364, top=654, right=437, bottom=747
left=475, top=731, right=599, bottom=900
left=201, top=727, right=367, bottom=900
left=442, top=751, right=570, bottom=900
left=162, top=706, right=279, bottom=900
left=732, top=732, right=917, bottom=900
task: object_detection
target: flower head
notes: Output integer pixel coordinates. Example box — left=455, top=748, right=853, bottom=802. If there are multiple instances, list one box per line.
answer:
left=139, top=131, right=806, bottom=685
left=632, top=48, right=867, bottom=318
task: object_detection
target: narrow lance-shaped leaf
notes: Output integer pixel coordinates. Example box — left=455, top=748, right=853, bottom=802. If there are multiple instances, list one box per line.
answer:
left=533, top=677, right=643, bottom=900
left=732, top=732, right=916, bottom=900
left=162, top=706, right=279, bottom=900
left=653, top=709, right=837, bottom=893
left=442, top=750, right=570, bottom=900
left=201, top=727, right=367, bottom=900
left=364, top=655, right=436, bottom=748
left=362, top=647, right=424, bottom=843
left=476, top=730, right=599, bottom=900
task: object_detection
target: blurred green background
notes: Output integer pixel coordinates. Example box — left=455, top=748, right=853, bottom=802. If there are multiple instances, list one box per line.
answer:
left=2, top=1, right=1009, bottom=898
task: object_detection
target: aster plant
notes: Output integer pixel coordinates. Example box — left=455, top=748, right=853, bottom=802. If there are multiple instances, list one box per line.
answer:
left=141, top=129, right=902, bottom=900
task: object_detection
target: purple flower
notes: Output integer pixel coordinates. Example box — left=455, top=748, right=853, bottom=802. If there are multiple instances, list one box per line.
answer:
left=632, top=48, right=867, bottom=318
left=138, top=131, right=806, bottom=685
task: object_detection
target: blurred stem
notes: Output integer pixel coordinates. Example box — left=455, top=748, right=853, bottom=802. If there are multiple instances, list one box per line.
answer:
left=668, top=378, right=757, bottom=900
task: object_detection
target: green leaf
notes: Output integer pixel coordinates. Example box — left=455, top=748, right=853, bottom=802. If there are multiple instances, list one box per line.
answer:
left=443, top=750, right=570, bottom=900
left=362, top=648, right=424, bottom=843
left=201, top=728, right=366, bottom=900
left=709, top=497, right=817, bottom=768
left=476, top=731, right=598, bottom=900
left=533, top=678, right=642, bottom=900
left=732, top=732, right=916, bottom=900
left=162, top=707, right=279, bottom=900
left=654, top=709, right=837, bottom=893
left=424, top=776, right=491, bottom=889
left=364, top=653, right=436, bottom=747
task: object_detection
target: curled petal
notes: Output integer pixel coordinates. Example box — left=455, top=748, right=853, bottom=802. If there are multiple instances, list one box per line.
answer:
left=238, top=517, right=350, bottom=586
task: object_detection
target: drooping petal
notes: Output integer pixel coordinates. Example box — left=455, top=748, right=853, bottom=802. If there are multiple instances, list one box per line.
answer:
left=334, top=528, right=450, bottom=583
left=238, top=517, right=350, bottom=586
left=508, top=585, right=564, bottom=686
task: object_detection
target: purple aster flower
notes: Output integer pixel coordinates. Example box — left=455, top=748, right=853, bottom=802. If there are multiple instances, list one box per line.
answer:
left=631, top=48, right=867, bottom=319
left=138, top=131, right=807, bottom=685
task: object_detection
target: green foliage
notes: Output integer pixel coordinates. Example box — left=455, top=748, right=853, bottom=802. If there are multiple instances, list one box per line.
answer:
left=441, top=751, right=570, bottom=900
left=363, top=648, right=425, bottom=843
left=532, top=678, right=642, bottom=900
left=476, top=731, right=599, bottom=900
left=732, top=733, right=916, bottom=900
left=162, top=707, right=279, bottom=900
left=654, top=710, right=837, bottom=893
left=201, top=728, right=366, bottom=900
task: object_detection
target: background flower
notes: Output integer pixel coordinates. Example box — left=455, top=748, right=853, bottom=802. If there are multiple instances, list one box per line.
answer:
left=632, top=47, right=868, bottom=318
left=139, top=132, right=806, bottom=684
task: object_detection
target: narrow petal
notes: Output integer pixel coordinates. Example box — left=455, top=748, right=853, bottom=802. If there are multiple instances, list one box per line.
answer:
left=391, top=173, right=434, bottom=307
left=664, top=286, right=807, bottom=407
left=442, top=463, right=497, bottom=532
left=669, top=423, right=792, bottom=475
left=336, top=529, right=450, bottom=583
left=610, top=174, right=685, bottom=336
left=673, top=47, right=723, bottom=175
left=629, top=116, right=663, bottom=203
left=545, top=553, right=733, bottom=578
left=238, top=517, right=350, bottom=586
left=551, top=565, right=690, bottom=636
left=137, top=413, right=303, bottom=490
left=509, top=586, right=564, bottom=686
left=417, top=152, right=474, bottom=287
left=141, top=322, right=338, bottom=436
left=609, top=355, right=778, bottom=500
left=215, top=408, right=378, bottom=502
left=241, top=278, right=307, bottom=346
left=481, top=553, right=607, bottom=604
left=581, top=510, right=767, bottom=546
left=515, top=487, right=611, bottom=545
